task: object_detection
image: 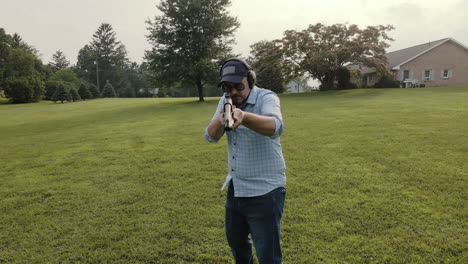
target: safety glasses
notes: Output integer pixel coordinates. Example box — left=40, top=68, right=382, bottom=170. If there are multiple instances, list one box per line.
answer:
left=222, top=82, right=245, bottom=92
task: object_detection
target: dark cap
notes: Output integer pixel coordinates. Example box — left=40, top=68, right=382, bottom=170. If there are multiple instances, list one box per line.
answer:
left=219, top=60, right=250, bottom=84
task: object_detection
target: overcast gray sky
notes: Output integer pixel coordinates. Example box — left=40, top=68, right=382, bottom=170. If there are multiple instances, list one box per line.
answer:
left=1, top=0, right=467, bottom=65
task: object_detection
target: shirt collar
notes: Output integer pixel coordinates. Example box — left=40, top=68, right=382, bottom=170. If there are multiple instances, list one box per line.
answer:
left=245, top=86, right=258, bottom=105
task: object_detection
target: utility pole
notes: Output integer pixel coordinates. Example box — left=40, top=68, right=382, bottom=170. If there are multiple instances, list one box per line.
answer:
left=94, top=59, right=100, bottom=92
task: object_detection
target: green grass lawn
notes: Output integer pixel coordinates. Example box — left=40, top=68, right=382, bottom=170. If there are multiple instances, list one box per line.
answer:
left=1, top=87, right=467, bottom=263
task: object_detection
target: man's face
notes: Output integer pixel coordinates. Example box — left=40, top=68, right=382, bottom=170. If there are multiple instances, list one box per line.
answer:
left=225, top=77, right=251, bottom=106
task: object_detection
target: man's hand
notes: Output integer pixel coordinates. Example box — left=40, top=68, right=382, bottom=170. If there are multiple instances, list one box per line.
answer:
left=232, top=107, right=245, bottom=130
left=231, top=107, right=276, bottom=136
left=207, top=107, right=226, bottom=140
left=217, top=107, right=225, bottom=126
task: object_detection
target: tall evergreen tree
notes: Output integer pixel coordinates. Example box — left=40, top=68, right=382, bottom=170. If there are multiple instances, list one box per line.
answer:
left=49, top=50, right=70, bottom=72
left=11, top=33, right=39, bottom=55
left=91, top=23, right=128, bottom=92
left=75, top=24, right=129, bottom=95
left=101, top=80, right=116, bottom=98
left=145, top=0, right=239, bottom=101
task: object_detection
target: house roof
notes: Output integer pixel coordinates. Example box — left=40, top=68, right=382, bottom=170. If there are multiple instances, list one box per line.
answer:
left=348, top=38, right=468, bottom=74
left=347, top=64, right=375, bottom=74
left=387, top=38, right=468, bottom=70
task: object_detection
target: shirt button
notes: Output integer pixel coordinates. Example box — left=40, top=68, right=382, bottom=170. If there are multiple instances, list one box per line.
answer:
left=232, top=156, right=235, bottom=159
left=231, top=169, right=235, bottom=171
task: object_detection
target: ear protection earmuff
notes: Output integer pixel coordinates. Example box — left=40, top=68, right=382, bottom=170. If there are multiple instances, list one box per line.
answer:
left=219, top=58, right=256, bottom=89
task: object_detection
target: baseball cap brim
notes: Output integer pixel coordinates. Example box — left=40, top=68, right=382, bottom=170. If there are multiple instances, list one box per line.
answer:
left=220, top=75, right=244, bottom=84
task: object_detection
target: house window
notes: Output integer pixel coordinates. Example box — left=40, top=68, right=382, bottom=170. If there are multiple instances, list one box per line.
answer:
left=423, top=70, right=431, bottom=81
left=442, top=70, right=449, bottom=79
left=403, top=70, right=410, bottom=80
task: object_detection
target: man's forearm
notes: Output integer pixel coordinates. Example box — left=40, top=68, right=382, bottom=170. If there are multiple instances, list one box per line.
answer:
left=207, top=118, right=225, bottom=141
left=242, top=112, right=276, bottom=137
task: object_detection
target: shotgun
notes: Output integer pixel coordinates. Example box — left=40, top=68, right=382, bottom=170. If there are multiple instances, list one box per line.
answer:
left=223, top=93, right=234, bottom=130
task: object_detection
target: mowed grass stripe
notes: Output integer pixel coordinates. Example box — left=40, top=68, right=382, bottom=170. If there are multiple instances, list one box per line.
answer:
left=0, top=87, right=467, bottom=263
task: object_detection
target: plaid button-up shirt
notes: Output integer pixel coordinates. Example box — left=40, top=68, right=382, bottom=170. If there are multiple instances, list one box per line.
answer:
left=205, top=87, right=286, bottom=197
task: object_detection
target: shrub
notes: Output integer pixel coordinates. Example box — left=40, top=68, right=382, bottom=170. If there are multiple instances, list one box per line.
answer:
left=78, top=83, right=92, bottom=100
left=52, top=83, right=72, bottom=103
left=4, top=75, right=44, bottom=103
left=118, top=83, right=136, bottom=98
left=89, top=83, right=100, bottom=98
left=101, top=80, right=116, bottom=98
left=374, top=74, right=400, bottom=88
left=70, top=88, right=81, bottom=101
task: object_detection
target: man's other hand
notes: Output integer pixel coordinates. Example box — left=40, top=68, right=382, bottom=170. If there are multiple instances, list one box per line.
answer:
left=232, top=107, right=245, bottom=130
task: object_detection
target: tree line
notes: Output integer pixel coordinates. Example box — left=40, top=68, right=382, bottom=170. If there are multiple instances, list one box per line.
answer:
left=0, top=24, right=155, bottom=104
left=1, top=0, right=399, bottom=104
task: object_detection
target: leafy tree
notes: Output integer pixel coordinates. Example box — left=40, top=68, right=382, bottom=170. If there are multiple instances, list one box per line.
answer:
left=336, top=67, right=356, bottom=90
left=39, top=64, right=54, bottom=84
left=145, top=0, right=240, bottom=101
left=52, top=83, right=71, bottom=103
left=277, top=23, right=394, bottom=90
left=44, top=80, right=62, bottom=100
left=136, top=62, right=158, bottom=97
left=78, top=83, right=92, bottom=100
left=50, top=68, right=78, bottom=84
left=101, top=80, right=116, bottom=98
left=203, top=83, right=223, bottom=97
left=0, top=28, right=12, bottom=94
left=75, top=44, right=97, bottom=89
left=122, top=62, right=145, bottom=97
left=3, top=48, right=44, bottom=103
left=119, top=82, right=136, bottom=97
left=69, top=88, right=81, bottom=101
left=49, top=50, right=70, bottom=72
left=248, top=41, right=288, bottom=93
left=1, top=29, right=45, bottom=103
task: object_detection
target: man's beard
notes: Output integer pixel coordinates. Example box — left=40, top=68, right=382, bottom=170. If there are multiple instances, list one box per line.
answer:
left=231, top=95, right=245, bottom=107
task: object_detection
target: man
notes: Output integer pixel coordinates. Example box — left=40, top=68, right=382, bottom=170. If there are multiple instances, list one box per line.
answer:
left=204, top=58, right=286, bottom=264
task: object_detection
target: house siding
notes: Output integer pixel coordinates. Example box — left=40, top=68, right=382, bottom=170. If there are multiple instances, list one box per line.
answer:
left=285, top=81, right=306, bottom=93
left=397, top=41, right=468, bottom=87
left=365, top=72, right=379, bottom=87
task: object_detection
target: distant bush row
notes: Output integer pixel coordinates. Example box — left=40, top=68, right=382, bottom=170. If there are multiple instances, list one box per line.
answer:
left=47, top=80, right=117, bottom=103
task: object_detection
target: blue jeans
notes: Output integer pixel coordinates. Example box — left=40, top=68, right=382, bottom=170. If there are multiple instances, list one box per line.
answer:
left=225, top=182, right=286, bottom=264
